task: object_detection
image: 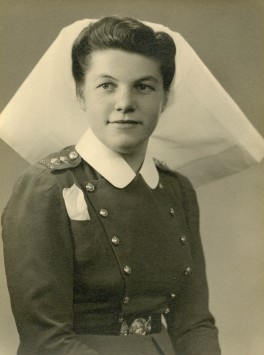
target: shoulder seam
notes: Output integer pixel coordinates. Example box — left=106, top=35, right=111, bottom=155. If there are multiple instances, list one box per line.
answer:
left=154, top=158, right=177, bottom=177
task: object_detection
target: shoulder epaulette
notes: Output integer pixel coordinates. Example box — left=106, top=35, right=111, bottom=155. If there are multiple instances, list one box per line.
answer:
left=39, top=146, right=81, bottom=171
left=153, top=158, right=177, bottom=177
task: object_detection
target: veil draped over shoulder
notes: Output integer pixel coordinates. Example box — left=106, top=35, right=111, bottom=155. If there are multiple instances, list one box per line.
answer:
left=0, top=19, right=263, bottom=186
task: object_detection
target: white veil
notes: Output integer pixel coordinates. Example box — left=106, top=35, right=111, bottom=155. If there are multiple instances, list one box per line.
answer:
left=0, top=19, right=263, bottom=186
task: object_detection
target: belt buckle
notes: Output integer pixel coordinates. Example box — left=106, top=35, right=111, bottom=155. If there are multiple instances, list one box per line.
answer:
left=120, top=316, right=152, bottom=336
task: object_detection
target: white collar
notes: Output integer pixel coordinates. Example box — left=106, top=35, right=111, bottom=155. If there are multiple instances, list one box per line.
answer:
left=75, top=128, right=159, bottom=189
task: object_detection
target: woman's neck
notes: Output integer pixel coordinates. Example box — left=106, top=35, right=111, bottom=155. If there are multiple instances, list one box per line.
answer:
left=123, top=154, right=144, bottom=173
left=120, top=144, right=148, bottom=173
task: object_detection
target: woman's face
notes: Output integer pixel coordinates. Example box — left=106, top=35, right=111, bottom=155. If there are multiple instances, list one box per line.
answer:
left=79, top=49, right=167, bottom=156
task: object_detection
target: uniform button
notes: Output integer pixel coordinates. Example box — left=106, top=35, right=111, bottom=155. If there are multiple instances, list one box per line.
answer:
left=123, top=296, right=130, bottom=304
left=164, top=307, right=170, bottom=314
left=50, top=158, right=61, bottom=166
left=60, top=155, right=69, bottom=163
left=180, top=235, right=187, bottom=245
left=170, top=293, right=176, bottom=298
left=99, top=209, right=108, bottom=217
left=184, top=267, right=192, bottom=276
left=111, top=236, right=120, bottom=246
left=159, top=183, right=164, bottom=189
left=124, top=265, right=132, bottom=275
left=170, top=208, right=175, bottom=216
left=69, top=151, right=79, bottom=160
left=85, top=183, right=95, bottom=192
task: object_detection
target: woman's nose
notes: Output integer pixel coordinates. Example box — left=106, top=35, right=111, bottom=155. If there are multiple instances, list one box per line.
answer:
left=114, top=89, right=136, bottom=113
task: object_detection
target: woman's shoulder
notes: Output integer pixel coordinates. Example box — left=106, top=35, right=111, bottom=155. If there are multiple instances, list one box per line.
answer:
left=154, top=158, right=194, bottom=191
left=14, top=145, right=82, bottom=190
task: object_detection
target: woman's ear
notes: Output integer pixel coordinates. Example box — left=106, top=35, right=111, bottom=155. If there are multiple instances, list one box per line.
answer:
left=161, top=91, right=169, bottom=113
left=78, top=96, right=86, bottom=111
left=77, top=87, right=86, bottom=111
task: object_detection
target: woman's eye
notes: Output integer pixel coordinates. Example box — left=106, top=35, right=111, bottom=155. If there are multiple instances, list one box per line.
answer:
left=136, top=84, right=154, bottom=93
left=98, top=83, right=115, bottom=90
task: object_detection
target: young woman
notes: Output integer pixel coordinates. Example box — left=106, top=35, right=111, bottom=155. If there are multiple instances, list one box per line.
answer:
left=2, top=16, right=221, bottom=355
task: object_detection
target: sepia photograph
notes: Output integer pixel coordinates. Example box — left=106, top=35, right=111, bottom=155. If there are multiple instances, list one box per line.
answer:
left=1, top=1, right=264, bottom=354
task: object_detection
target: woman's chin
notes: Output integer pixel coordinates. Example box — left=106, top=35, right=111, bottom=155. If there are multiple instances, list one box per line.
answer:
left=107, top=139, right=147, bottom=157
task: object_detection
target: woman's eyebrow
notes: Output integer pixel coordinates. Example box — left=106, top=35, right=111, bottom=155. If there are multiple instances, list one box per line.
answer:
left=136, top=76, right=160, bottom=83
left=96, top=74, right=117, bottom=80
left=98, top=73, right=117, bottom=80
left=96, top=74, right=160, bottom=83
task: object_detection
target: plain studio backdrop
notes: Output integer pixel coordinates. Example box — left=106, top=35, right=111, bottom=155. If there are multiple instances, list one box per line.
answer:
left=0, top=1, right=263, bottom=354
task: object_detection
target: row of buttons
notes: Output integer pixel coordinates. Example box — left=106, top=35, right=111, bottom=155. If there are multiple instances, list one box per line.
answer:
left=84, top=180, right=192, bottom=312
left=110, top=233, right=191, bottom=305
left=111, top=234, right=187, bottom=250
left=87, top=182, right=166, bottom=192
left=179, top=235, right=192, bottom=276
left=164, top=291, right=177, bottom=314
left=99, top=207, right=178, bottom=218
left=87, top=181, right=169, bottom=194
left=86, top=182, right=177, bottom=219
left=85, top=181, right=132, bottom=306
left=112, top=235, right=187, bottom=247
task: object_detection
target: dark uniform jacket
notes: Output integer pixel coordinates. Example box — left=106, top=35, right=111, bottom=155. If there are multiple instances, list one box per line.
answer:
left=2, top=144, right=221, bottom=355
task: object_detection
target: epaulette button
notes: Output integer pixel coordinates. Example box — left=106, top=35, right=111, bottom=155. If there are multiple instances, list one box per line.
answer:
left=60, top=156, right=70, bottom=163
left=50, top=158, right=61, bottom=166
left=69, top=151, right=79, bottom=160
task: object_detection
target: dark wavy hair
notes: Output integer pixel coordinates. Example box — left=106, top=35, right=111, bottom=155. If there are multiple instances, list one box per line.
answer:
left=72, top=16, right=176, bottom=95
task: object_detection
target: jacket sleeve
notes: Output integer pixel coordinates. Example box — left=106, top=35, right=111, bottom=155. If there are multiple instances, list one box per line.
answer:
left=165, top=173, right=221, bottom=355
left=1, top=166, right=99, bottom=355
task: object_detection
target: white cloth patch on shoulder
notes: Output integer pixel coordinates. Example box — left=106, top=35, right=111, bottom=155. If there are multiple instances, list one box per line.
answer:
left=62, top=183, right=90, bottom=221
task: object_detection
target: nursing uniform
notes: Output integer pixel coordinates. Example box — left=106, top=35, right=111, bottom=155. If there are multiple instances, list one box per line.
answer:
left=2, top=129, right=221, bottom=355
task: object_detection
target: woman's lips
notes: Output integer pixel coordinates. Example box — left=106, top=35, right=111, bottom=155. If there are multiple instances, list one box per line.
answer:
left=108, top=120, right=141, bottom=128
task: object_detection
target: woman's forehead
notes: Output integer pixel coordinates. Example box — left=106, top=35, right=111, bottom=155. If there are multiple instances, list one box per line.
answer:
left=85, top=49, right=163, bottom=82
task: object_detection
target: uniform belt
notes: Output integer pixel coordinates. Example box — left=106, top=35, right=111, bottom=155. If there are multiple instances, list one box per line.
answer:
left=74, top=313, right=162, bottom=336
left=120, top=314, right=161, bottom=336
left=120, top=316, right=151, bottom=336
